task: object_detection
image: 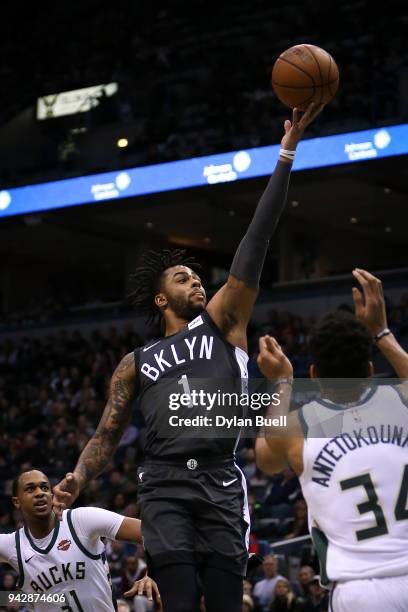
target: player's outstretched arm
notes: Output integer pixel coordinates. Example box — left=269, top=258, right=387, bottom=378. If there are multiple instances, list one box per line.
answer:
left=207, top=103, right=324, bottom=350
left=53, top=352, right=136, bottom=515
left=255, top=335, right=304, bottom=475
left=352, top=268, right=408, bottom=379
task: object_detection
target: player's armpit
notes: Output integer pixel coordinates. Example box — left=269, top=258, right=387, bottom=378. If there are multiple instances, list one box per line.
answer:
left=206, top=278, right=257, bottom=350
left=116, top=517, right=142, bottom=543
left=73, top=352, right=136, bottom=489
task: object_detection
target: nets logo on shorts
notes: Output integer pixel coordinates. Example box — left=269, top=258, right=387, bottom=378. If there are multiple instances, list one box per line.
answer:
left=57, top=539, right=72, bottom=551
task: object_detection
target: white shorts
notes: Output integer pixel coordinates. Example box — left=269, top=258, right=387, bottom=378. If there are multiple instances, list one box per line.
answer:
left=331, top=575, right=408, bottom=612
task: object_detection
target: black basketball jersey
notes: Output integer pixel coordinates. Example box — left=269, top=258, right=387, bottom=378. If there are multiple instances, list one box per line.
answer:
left=134, top=310, right=249, bottom=460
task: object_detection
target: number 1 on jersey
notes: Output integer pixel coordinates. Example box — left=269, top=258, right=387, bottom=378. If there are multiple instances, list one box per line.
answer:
left=61, top=589, right=84, bottom=611
left=178, top=374, right=193, bottom=407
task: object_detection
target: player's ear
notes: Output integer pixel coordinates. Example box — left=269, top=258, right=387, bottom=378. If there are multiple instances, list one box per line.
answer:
left=309, top=364, right=318, bottom=379
left=155, top=293, right=168, bottom=310
left=11, top=496, right=21, bottom=510
left=367, top=361, right=374, bottom=377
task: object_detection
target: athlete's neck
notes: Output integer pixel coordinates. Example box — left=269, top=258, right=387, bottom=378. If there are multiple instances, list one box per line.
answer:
left=164, top=316, right=190, bottom=337
left=26, top=512, right=56, bottom=539
left=319, top=380, right=369, bottom=405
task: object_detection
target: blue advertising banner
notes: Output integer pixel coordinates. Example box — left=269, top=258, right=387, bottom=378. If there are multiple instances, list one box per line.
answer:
left=0, top=123, right=406, bottom=219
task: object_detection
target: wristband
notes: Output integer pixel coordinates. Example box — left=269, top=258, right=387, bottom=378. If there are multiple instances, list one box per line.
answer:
left=279, top=148, right=296, bottom=162
left=275, top=376, right=294, bottom=386
left=374, top=328, right=391, bottom=342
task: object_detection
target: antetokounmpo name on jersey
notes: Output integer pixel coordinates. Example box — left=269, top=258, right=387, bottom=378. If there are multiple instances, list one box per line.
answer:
left=141, top=335, right=214, bottom=381
left=30, top=561, right=85, bottom=593
left=312, top=425, right=408, bottom=487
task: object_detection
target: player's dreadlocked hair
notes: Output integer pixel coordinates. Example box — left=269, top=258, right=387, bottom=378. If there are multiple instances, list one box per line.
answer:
left=128, top=249, right=201, bottom=325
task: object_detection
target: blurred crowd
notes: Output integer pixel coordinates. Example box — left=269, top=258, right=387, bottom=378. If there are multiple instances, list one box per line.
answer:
left=1, top=291, right=408, bottom=609
left=1, top=0, right=407, bottom=185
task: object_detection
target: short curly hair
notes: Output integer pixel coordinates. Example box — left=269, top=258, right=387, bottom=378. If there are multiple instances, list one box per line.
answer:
left=12, top=469, right=48, bottom=497
left=308, top=311, right=372, bottom=378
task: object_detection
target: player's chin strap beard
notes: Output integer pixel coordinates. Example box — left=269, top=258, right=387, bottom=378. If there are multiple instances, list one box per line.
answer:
left=230, top=160, right=292, bottom=287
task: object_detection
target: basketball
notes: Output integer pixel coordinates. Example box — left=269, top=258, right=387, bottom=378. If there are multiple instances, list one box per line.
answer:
left=272, top=44, right=339, bottom=110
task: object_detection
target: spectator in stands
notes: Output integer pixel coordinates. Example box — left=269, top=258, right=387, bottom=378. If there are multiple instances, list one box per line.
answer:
left=253, top=555, right=286, bottom=611
left=106, top=539, right=126, bottom=597
left=295, top=566, right=315, bottom=598
left=0, top=571, right=17, bottom=590
left=302, top=576, right=329, bottom=612
left=269, top=580, right=302, bottom=612
left=243, top=593, right=255, bottom=611
left=284, top=499, right=309, bottom=540
left=244, top=581, right=263, bottom=612
left=121, top=554, right=147, bottom=600
left=264, top=468, right=301, bottom=506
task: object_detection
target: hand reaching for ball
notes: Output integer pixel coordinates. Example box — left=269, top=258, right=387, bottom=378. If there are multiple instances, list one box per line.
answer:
left=280, top=102, right=325, bottom=152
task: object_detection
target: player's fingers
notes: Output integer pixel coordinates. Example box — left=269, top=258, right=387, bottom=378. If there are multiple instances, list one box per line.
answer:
left=284, top=119, right=291, bottom=133
left=354, top=268, right=380, bottom=285
left=146, top=583, right=153, bottom=600
left=52, top=502, right=65, bottom=521
left=299, top=101, right=318, bottom=122
left=265, top=336, right=281, bottom=353
left=258, top=336, right=270, bottom=354
left=300, top=102, right=324, bottom=128
left=54, top=489, right=72, bottom=502
left=152, top=582, right=161, bottom=600
left=123, top=587, right=136, bottom=597
left=355, top=268, right=383, bottom=296
left=292, top=107, right=299, bottom=126
left=352, top=269, right=368, bottom=288
left=138, top=583, right=146, bottom=597
left=353, top=268, right=376, bottom=299
left=352, top=287, right=364, bottom=314
left=139, top=580, right=152, bottom=599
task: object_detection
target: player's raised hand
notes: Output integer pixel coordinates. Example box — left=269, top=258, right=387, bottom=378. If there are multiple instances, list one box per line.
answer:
left=124, top=575, right=162, bottom=610
left=281, top=102, right=325, bottom=151
left=352, top=268, right=388, bottom=336
left=52, top=472, right=81, bottom=519
left=257, top=335, right=293, bottom=380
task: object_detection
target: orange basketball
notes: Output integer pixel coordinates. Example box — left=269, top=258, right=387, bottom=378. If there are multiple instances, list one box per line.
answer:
left=272, top=44, right=339, bottom=111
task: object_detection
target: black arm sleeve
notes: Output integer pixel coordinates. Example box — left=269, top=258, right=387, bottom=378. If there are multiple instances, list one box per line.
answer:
left=230, top=160, right=291, bottom=287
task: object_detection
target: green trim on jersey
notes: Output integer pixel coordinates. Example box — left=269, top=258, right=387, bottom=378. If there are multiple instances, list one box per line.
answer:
left=311, top=526, right=330, bottom=586
left=392, top=385, right=408, bottom=410
left=15, top=529, right=25, bottom=589
left=66, top=509, right=102, bottom=560
left=23, top=516, right=60, bottom=554
left=315, top=385, right=377, bottom=411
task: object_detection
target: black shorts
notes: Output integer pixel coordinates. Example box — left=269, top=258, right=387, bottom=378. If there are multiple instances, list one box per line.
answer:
left=137, top=457, right=250, bottom=577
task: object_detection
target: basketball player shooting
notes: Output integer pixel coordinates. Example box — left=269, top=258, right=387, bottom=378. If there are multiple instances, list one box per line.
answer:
left=53, top=102, right=324, bottom=612
left=0, top=469, right=161, bottom=611
left=256, top=269, right=408, bottom=611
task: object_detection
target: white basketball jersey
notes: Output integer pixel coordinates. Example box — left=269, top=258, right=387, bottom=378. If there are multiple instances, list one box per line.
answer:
left=299, top=385, right=408, bottom=584
left=15, top=510, right=115, bottom=611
